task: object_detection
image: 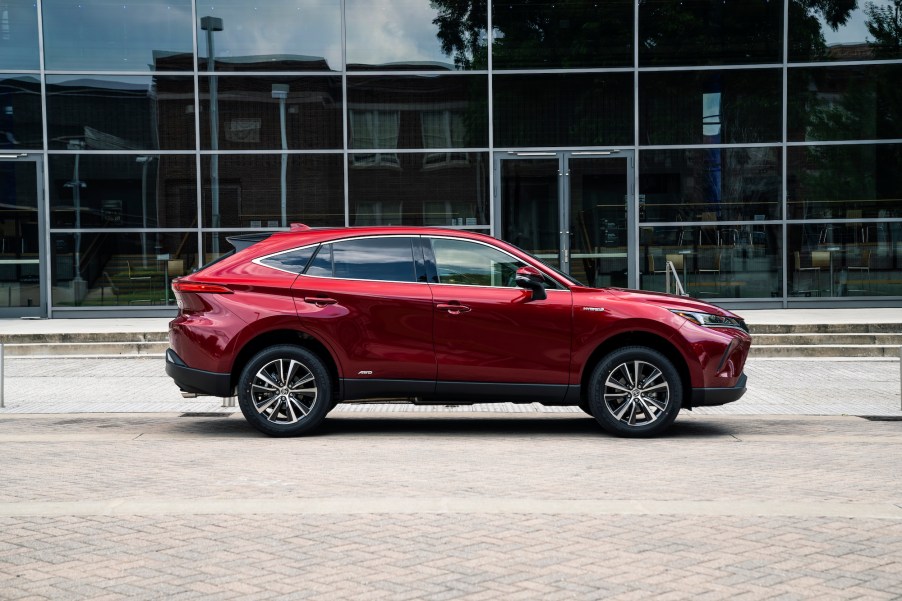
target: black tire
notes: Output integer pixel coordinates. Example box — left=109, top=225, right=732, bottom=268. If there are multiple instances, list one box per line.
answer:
left=577, top=399, right=594, bottom=416
left=237, top=345, right=332, bottom=437
left=588, top=346, right=682, bottom=438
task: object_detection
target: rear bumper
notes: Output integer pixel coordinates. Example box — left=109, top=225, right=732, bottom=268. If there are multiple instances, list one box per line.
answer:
left=165, top=349, right=233, bottom=397
left=690, top=372, right=747, bottom=407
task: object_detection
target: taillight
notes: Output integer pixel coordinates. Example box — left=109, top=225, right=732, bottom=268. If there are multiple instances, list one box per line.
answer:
left=172, top=281, right=233, bottom=294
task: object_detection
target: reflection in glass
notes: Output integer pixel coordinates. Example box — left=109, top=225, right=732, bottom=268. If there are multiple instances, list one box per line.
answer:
left=42, top=0, right=194, bottom=71
left=494, top=73, right=633, bottom=147
left=50, top=232, right=198, bottom=307
left=0, top=161, right=41, bottom=309
left=500, top=158, right=560, bottom=269
left=639, top=148, right=781, bottom=223
left=787, top=144, right=902, bottom=220
left=196, top=1, right=341, bottom=71
left=0, top=2, right=39, bottom=70
left=639, top=0, right=783, bottom=66
left=0, top=75, right=43, bottom=149
left=201, top=154, right=344, bottom=228
left=49, top=154, right=197, bottom=229
left=640, top=70, right=781, bottom=145
left=199, top=76, right=343, bottom=150
left=348, top=152, right=489, bottom=227
left=788, top=64, right=902, bottom=142
left=46, top=75, right=196, bottom=150
left=569, top=157, right=629, bottom=288
left=345, top=0, right=487, bottom=70
left=788, top=223, right=902, bottom=297
left=492, top=0, right=633, bottom=69
left=788, top=0, right=902, bottom=62
left=640, top=225, right=782, bottom=299
left=347, top=75, right=488, bottom=150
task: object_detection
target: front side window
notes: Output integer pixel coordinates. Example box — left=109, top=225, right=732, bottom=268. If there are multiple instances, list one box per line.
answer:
left=430, top=238, right=528, bottom=288
left=309, top=237, right=418, bottom=283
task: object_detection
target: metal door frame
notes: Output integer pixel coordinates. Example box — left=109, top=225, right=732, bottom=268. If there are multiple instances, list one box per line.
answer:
left=0, top=154, right=46, bottom=318
left=494, top=150, right=636, bottom=288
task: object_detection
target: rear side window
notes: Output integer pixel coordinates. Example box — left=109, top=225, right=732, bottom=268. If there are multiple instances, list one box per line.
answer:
left=258, top=245, right=317, bottom=274
left=320, top=237, right=418, bottom=282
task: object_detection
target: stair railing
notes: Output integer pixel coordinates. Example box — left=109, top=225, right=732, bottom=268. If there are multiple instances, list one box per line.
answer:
left=665, top=260, right=688, bottom=297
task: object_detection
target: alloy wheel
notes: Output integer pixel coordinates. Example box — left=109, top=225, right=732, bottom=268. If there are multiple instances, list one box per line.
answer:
left=603, top=360, right=670, bottom=427
left=251, top=358, right=318, bottom=424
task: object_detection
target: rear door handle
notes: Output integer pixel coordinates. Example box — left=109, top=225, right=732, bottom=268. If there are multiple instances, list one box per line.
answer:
left=436, top=303, right=471, bottom=314
left=304, top=296, right=338, bottom=306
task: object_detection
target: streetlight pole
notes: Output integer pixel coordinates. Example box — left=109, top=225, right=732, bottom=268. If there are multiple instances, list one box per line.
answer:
left=201, top=16, right=223, bottom=254
left=272, top=84, right=289, bottom=227
left=63, top=139, right=86, bottom=304
left=136, top=156, right=154, bottom=267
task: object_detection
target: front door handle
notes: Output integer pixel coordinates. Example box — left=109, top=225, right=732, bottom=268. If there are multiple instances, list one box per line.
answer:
left=304, top=296, right=338, bottom=306
left=436, top=303, right=471, bottom=315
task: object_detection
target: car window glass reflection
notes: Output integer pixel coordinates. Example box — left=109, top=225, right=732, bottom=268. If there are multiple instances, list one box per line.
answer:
left=329, top=237, right=418, bottom=283
left=431, top=238, right=526, bottom=287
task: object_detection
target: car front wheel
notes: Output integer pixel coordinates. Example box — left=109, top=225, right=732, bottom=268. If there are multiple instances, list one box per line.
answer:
left=237, top=345, right=331, bottom=437
left=588, top=346, right=682, bottom=437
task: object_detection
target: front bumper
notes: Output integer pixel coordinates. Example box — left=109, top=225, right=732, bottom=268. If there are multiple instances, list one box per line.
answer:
left=165, top=349, right=233, bottom=397
left=689, top=372, right=747, bottom=407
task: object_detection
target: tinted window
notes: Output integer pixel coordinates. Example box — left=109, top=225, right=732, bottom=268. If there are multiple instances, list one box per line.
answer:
left=431, top=238, right=526, bottom=287
left=259, top=246, right=318, bottom=274
left=330, top=237, right=418, bottom=282
left=306, top=244, right=333, bottom=277
left=42, top=0, right=194, bottom=72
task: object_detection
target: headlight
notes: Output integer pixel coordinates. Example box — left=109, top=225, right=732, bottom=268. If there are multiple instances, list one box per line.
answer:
left=669, top=310, right=746, bottom=330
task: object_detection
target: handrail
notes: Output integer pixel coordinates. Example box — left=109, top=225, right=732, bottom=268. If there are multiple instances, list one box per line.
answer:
left=665, top=260, right=688, bottom=297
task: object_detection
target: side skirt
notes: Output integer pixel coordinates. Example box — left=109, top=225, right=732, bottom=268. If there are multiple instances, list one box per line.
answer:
left=340, top=379, right=577, bottom=405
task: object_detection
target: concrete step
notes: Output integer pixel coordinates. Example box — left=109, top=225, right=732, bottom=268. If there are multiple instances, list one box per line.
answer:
left=1, top=341, right=168, bottom=357
left=748, top=323, right=902, bottom=335
left=0, top=332, right=169, bottom=357
left=752, top=333, right=902, bottom=346
left=750, top=345, right=901, bottom=358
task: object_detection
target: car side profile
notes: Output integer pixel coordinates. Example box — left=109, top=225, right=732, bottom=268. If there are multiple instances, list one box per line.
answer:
left=166, top=225, right=750, bottom=437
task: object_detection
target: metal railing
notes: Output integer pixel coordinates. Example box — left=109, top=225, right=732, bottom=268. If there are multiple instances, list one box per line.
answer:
left=664, top=260, right=688, bottom=297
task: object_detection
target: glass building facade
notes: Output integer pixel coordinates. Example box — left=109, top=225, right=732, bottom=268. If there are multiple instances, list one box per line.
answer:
left=1, top=0, right=901, bottom=317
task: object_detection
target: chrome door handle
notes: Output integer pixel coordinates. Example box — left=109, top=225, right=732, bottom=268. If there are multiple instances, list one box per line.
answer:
left=304, top=296, right=338, bottom=306
left=436, top=303, right=471, bottom=314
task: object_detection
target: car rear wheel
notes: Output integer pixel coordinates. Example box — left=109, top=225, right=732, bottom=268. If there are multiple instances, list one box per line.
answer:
left=588, top=346, right=682, bottom=437
left=237, top=345, right=331, bottom=437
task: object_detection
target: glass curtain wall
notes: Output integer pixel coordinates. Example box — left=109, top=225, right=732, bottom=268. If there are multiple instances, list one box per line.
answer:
left=1, top=1, right=900, bottom=314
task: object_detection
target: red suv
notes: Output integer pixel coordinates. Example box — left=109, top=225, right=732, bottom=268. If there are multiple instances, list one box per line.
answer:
left=167, top=225, right=750, bottom=437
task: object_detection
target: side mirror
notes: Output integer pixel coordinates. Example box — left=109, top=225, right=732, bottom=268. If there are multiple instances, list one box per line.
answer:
left=515, top=266, right=547, bottom=301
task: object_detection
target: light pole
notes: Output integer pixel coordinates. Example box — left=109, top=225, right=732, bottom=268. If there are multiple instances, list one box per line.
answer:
left=63, top=139, right=86, bottom=303
left=271, top=84, right=289, bottom=227
left=136, top=155, right=155, bottom=267
left=201, top=16, right=223, bottom=253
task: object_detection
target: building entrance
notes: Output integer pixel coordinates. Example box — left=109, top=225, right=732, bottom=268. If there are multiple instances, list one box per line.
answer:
left=0, top=155, right=45, bottom=318
left=496, top=151, right=635, bottom=289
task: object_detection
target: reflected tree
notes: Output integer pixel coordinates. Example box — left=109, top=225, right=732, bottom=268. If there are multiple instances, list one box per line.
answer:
left=430, top=0, right=488, bottom=69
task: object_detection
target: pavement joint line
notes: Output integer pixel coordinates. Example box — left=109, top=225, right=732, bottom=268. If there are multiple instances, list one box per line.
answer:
left=0, top=498, right=900, bottom=520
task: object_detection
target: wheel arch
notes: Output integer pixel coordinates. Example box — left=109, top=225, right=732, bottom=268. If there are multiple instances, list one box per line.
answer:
left=231, top=329, right=341, bottom=402
left=579, top=331, right=692, bottom=407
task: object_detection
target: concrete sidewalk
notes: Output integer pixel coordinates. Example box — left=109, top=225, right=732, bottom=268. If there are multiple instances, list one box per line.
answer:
left=1, top=308, right=901, bottom=416
left=0, top=355, right=900, bottom=417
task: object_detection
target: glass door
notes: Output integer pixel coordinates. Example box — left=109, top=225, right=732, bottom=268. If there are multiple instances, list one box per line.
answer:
left=0, top=155, right=45, bottom=317
left=497, top=151, right=634, bottom=287
left=566, top=154, right=631, bottom=288
left=497, top=154, right=562, bottom=269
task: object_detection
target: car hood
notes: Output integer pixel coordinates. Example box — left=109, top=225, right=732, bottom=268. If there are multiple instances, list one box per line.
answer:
left=593, top=287, right=742, bottom=318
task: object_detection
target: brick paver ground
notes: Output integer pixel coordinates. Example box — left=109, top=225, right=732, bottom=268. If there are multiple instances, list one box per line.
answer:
left=0, top=413, right=900, bottom=599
